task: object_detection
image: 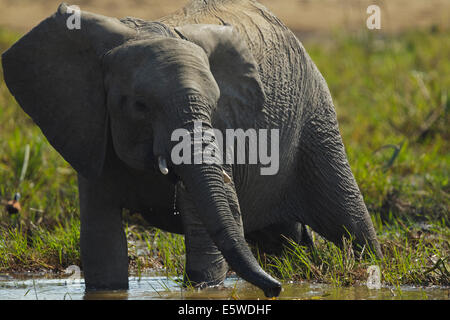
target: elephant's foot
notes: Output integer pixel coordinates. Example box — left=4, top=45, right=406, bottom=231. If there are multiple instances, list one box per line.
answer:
left=183, top=249, right=229, bottom=289
left=182, top=221, right=229, bottom=289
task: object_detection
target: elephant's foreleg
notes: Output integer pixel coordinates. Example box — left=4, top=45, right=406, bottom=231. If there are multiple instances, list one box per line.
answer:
left=178, top=170, right=246, bottom=287
left=78, top=175, right=129, bottom=290
left=178, top=183, right=229, bottom=287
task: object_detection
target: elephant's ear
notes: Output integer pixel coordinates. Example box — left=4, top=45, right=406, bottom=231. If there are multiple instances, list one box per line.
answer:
left=1, top=3, right=136, bottom=178
left=174, top=24, right=265, bottom=116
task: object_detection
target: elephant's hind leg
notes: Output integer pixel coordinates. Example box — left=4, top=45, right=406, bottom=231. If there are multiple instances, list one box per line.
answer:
left=293, top=102, right=382, bottom=257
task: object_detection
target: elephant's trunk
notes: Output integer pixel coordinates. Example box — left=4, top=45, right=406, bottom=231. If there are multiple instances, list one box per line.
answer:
left=161, top=94, right=281, bottom=297
left=178, top=162, right=281, bottom=297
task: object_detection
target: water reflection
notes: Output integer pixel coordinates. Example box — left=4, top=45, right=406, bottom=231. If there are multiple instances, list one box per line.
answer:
left=83, top=290, right=130, bottom=300
left=0, top=274, right=448, bottom=300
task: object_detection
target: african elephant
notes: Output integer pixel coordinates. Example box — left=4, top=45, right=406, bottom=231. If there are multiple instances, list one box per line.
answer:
left=2, top=0, right=382, bottom=298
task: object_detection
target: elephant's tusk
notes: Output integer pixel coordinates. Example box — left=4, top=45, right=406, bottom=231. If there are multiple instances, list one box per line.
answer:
left=223, top=170, right=232, bottom=184
left=158, top=156, right=169, bottom=175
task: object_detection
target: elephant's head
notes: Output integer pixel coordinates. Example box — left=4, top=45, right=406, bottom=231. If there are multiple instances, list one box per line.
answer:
left=1, top=4, right=280, bottom=297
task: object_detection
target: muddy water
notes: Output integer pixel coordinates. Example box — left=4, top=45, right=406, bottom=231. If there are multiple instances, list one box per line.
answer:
left=0, top=273, right=448, bottom=300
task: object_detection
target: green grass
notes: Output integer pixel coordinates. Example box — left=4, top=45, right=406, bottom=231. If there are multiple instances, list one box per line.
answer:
left=0, top=217, right=80, bottom=272
left=306, top=28, right=449, bottom=223
left=259, top=221, right=449, bottom=288
left=0, top=26, right=448, bottom=288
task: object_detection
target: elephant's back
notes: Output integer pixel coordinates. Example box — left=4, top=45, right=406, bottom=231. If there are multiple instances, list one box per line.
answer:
left=160, top=0, right=309, bottom=129
left=159, top=0, right=298, bottom=66
left=161, top=0, right=311, bottom=164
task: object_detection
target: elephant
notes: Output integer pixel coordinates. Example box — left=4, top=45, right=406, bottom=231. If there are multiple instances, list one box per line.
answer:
left=2, top=0, right=382, bottom=298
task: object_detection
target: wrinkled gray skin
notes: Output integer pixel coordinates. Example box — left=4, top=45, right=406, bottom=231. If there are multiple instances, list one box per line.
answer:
left=2, top=0, right=382, bottom=298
